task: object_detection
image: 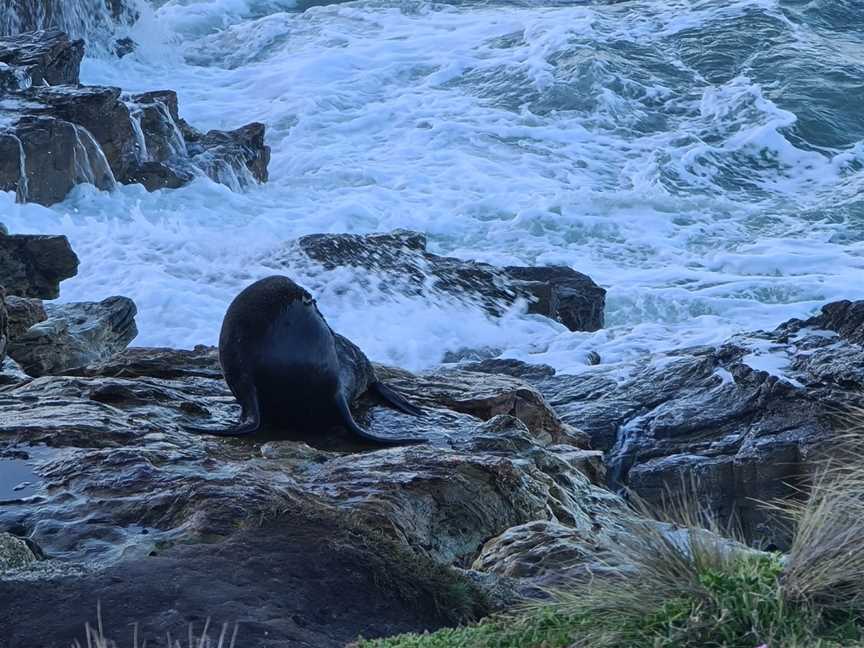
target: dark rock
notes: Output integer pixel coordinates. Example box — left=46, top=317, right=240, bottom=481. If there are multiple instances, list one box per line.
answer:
left=14, top=115, right=117, bottom=205
left=272, top=230, right=605, bottom=332
left=0, top=287, right=7, bottom=365
left=505, top=265, right=606, bottom=332
left=0, top=2, right=140, bottom=48
left=461, top=358, right=557, bottom=382
left=535, top=299, right=864, bottom=550
left=112, top=36, right=134, bottom=58
left=3, top=295, right=46, bottom=339
left=0, top=31, right=271, bottom=206
left=0, top=233, right=79, bottom=299
left=0, top=30, right=83, bottom=86
left=0, top=511, right=479, bottom=648
left=7, top=296, right=138, bottom=376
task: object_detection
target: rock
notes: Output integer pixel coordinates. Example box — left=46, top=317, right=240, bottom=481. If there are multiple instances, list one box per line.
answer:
left=0, top=287, right=7, bottom=364
left=0, top=2, right=140, bottom=48
left=0, top=31, right=271, bottom=206
left=0, top=30, right=83, bottom=86
left=0, top=233, right=79, bottom=299
left=505, top=266, right=606, bottom=332
left=0, top=532, right=36, bottom=571
left=0, top=348, right=625, bottom=570
left=0, top=512, right=480, bottom=648
left=112, top=36, right=134, bottom=58
left=3, top=295, right=44, bottom=339
left=7, top=296, right=138, bottom=376
left=271, top=230, right=605, bottom=332
left=535, top=299, right=864, bottom=550
left=378, top=366, right=585, bottom=446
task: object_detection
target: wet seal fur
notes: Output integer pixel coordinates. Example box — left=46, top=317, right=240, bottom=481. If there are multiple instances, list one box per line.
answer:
left=186, top=275, right=424, bottom=445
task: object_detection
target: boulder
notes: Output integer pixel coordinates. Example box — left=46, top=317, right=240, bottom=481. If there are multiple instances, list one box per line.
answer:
left=7, top=296, right=138, bottom=376
left=0, top=233, right=79, bottom=299
left=270, top=230, right=605, bottom=332
left=534, top=299, right=864, bottom=550
left=4, top=295, right=46, bottom=339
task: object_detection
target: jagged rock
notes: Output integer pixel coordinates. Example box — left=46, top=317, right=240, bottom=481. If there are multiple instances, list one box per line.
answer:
left=0, top=1, right=140, bottom=46
left=271, top=230, right=605, bottom=332
left=0, top=532, right=36, bottom=571
left=7, top=296, right=138, bottom=376
left=378, top=366, right=585, bottom=446
left=0, top=233, right=79, bottom=299
left=0, top=31, right=271, bottom=205
left=0, top=288, right=7, bottom=364
left=534, top=299, right=864, bottom=550
left=0, top=30, right=83, bottom=86
left=3, top=295, right=45, bottom=339
left=505, top=265, right=606, bottom=332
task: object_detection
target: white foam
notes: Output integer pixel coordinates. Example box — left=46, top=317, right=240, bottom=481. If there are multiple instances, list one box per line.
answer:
left=3, top=0, right=862, bottom=374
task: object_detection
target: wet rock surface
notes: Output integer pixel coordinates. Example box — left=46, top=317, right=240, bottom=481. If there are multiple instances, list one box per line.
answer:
left=7, top=296, right=137, bottom=377
left=0, top=345, right=625, bottom=644
left=531, top=299, right=864, bottom=550
left=0, top=30, right=271, bottom=205
left=272, top=229, right=605, bottom=332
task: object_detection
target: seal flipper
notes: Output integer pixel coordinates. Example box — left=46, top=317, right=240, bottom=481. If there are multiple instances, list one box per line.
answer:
left=184, top=380, right=262, bottom=437
left=336, top=394, right=425, bottom=446
left=370, top=381, right=424, bottom=417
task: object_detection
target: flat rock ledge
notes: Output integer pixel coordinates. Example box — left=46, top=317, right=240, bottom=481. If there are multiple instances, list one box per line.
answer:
left=0, top=30, right=271, bottom=206
left=0, top=346, right=626, bottom=646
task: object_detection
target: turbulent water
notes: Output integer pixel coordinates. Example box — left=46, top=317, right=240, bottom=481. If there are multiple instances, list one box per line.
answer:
left=2, top=0, right=863, bottom=373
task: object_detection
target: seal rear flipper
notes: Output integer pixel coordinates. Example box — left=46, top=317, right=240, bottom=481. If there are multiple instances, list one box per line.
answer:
left=182, top=416, right=261, bottom=437
left=370, top=381, right=424, bottom=417
left=336, top=395, right=425, bottom=446
left=184, top=380, right=261, bottom=437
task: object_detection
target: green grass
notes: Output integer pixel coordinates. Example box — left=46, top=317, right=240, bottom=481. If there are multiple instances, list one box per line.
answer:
left=358, top=434, right=864, bottom=648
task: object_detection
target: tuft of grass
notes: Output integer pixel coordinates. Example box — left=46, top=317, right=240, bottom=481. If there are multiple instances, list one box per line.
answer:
left=359, top=433, right=864, bottom=648
left=72, top=602, right=239, bottom=648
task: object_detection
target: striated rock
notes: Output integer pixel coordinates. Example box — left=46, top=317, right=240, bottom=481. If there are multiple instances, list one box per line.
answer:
left=0, top=31, right=271, bottom=206
left=534, top=299, right=864, bottom=550
left=0, top=30, right=83, bottom=86
left=0, top=287, right=7, bottom=364
left=272, top=230, right=605, bottom=332
left=4, top=296, right=46, bottom=339
left=378, top=366, right=585, bottom=446
left=0, top=233, right=79, bottom=299
left=0, top=532, right=36, bottom=571
left=7, top=296, right=138, bottom=376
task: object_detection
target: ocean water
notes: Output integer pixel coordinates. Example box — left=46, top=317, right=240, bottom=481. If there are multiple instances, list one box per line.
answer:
left=2, top=0, right=863, bottom=373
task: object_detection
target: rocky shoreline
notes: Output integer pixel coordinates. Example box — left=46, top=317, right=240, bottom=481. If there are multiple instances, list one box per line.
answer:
left=0, top=30, right=270, bottom=206
left=2, top=218, right=862, bottom=646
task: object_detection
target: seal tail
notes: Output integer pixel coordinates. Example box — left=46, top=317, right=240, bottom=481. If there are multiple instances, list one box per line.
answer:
left=370, top=381, right=425, bottom=417
left=336, top=395, right=425, bottom=446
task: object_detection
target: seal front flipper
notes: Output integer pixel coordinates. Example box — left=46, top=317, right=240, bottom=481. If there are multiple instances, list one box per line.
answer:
left=370, top=381, right=425, bottom=417
left=336, top=394, right=425, bottom=446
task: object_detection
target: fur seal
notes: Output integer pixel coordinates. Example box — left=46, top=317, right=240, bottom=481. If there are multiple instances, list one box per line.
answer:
left=188, top=275, right=424, bottom=445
